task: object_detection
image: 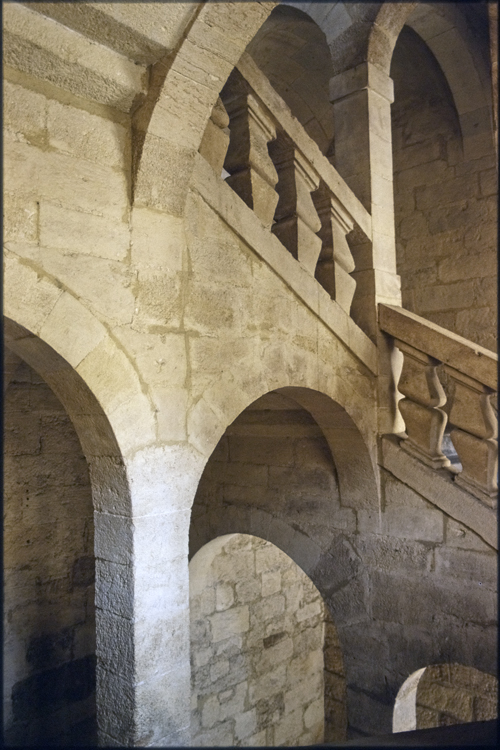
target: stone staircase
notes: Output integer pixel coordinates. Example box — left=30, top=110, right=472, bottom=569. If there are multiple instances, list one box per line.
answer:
left=379, top=304, right=498, bottom=547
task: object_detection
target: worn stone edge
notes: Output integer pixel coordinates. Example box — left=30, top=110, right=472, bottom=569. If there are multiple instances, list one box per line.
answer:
left=379, top=304, right=498, bottom=389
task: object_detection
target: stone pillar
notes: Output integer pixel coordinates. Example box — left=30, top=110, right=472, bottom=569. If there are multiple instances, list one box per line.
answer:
left=95, top=445, right=203, bottom=747
left=330, top=62, right=403, bottom=434
left=329, top=61, right=401, bottom=336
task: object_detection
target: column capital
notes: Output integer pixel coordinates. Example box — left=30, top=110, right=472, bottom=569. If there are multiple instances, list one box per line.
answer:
left=329, top=62, right=394, bottom=104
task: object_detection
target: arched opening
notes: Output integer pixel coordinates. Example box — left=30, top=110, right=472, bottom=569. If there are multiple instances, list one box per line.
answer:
left=391, top=16, right=497, bottom=352
left=393, top=663, right=498, bottom=732
left=246, top=4, right=334, bottom=156
left=189, top=533, right=346, bottom=746
left=188, top=386, right=379, bottom=742
left=4, top=317, right=132, bottom=746
left=4, top=350, right=96, bottom=745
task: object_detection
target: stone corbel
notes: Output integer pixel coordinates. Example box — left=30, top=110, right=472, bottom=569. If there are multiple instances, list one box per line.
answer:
left=445, top=366, right=498, bottom=507
left=314, top=186, right=356, bottom=313
left=223, top=91, right=279, bottom=229
left=395, top=340, right=450, bottom=469
left=270, top=137, right=322, bottom=275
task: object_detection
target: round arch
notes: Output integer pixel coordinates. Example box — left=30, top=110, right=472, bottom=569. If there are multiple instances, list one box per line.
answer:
left=189, top=533, right=347, bottom=745
left=393, top=663, right=498, bottom=732
left=4, top=250, right=157, bottom=461
left=133, top=0, right=279, bottom=215
left=188, top=386, right=379, bottom=735
left=369, top=2, right=494, bottom=153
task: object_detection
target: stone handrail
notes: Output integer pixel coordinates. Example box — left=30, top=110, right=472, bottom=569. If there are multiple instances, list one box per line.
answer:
left=199, top=52, right=372, bottom=317
left=379, top=304, right=498, bottom=508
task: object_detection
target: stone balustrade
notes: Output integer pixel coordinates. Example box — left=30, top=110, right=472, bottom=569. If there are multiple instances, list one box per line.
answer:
left=199, top=52, right=372, bottom=317
left=379, top=304, right=498, bottom=508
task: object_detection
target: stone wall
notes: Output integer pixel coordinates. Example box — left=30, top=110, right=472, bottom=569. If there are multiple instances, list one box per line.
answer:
left=4, top=358, right=96, bottom=746
left=393, top=664, right=498, bottom=732
left=189, top=534, right=331, bottom=746
left=190, top=392, right=497, bottom=737
left=247, top=4, right=334, bottom=155
left=391, top=26, right=497, bottom=351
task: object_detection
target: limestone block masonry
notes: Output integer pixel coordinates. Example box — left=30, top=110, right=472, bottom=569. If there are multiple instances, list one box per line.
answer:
left=189, top=535, right=328, bottom=747
left=4, top=361, right=96, bottom=746
left=2, top=1, right=498, bottom=746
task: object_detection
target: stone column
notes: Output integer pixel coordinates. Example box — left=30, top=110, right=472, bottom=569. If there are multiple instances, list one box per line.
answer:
left=330, top=62, right=403, bottom=434
left=329, top=61, right=401, bottom=336
left=95, top=444, right=203, bottom=747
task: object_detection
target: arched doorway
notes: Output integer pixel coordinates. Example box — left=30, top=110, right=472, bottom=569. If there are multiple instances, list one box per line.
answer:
left=4, top=317, right=132, bottom=746
left=189, top=533, right=347, bottom=746
left=4, top=350, right=96, bottom=745
left=393, top=663, right=498, bottom=732
left=188, top=386, right=380, bottom=741
left=390, top=7, right=497, bottom=351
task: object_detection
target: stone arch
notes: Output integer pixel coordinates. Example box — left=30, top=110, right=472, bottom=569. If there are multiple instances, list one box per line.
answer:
left=393, top=664, right=498, bottom=733
left=370, top=2, right=494, bottom=154
left=388, top=5, right=497, bottom=349
left=2, top=320, right=134, bottom=743
left=189, top=386, right=380, bottom=735
left=3, top=257, right=146, bottom=744
left=189, top=533, right=347, bottom=745
left=188, top=379, right=378, bottom=513
left=4, top=352, right=97, bottom=745
left=282, top=1, right=382, bottom=76
left=133, top=0, right=278, bottom=215
left=246, top=3, right=335, bottom=155
left=4, top=251, right=157, bottom=460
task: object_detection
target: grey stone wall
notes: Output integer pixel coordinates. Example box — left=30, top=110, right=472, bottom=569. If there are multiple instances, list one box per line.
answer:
left=394, top=663, right=498, bottom=731
left=189, top=534, right=332, bottom=746
left=4, top=359, right=96, bottom=746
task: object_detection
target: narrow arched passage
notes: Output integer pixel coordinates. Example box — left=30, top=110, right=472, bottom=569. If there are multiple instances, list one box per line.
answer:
left=4, top=352, right=96, bottom=745
left=390, top=18, right=497, bottom=351
left=189, top=387, right=379, bottom=738
left=4, top=318, right=134, bottom=746
left=189, top=533, right=347, bottom=746
left=393, top=664, right=498, bottom=732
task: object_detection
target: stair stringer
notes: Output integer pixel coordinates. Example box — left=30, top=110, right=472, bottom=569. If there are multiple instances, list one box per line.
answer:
left=380, top=434, right=497, bottom=550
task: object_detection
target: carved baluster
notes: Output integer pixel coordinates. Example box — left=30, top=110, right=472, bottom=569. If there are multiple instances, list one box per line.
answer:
left=269, top=136, right=322, bottom=275
left=314, top=185, right=356, bottom=313
left=395, top=340, right=450, bottom=468
left=444, top=367, right=498, bottom=506
left=199, top=97, right=230, bottom=175
left=223, top=91, right=279, bottom=229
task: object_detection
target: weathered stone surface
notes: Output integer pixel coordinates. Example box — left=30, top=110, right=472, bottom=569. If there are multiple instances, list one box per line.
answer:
left=189, top=534, right=333, bottom=746
left=3, top=5, right=497, bottom=746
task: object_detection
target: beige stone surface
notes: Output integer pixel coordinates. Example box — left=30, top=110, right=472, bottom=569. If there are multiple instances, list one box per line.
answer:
left=3, top=3, right=497, bottom=745
left=190, top=535, right=330, bottom=746
left=4, top=360, right=96, bottom=745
